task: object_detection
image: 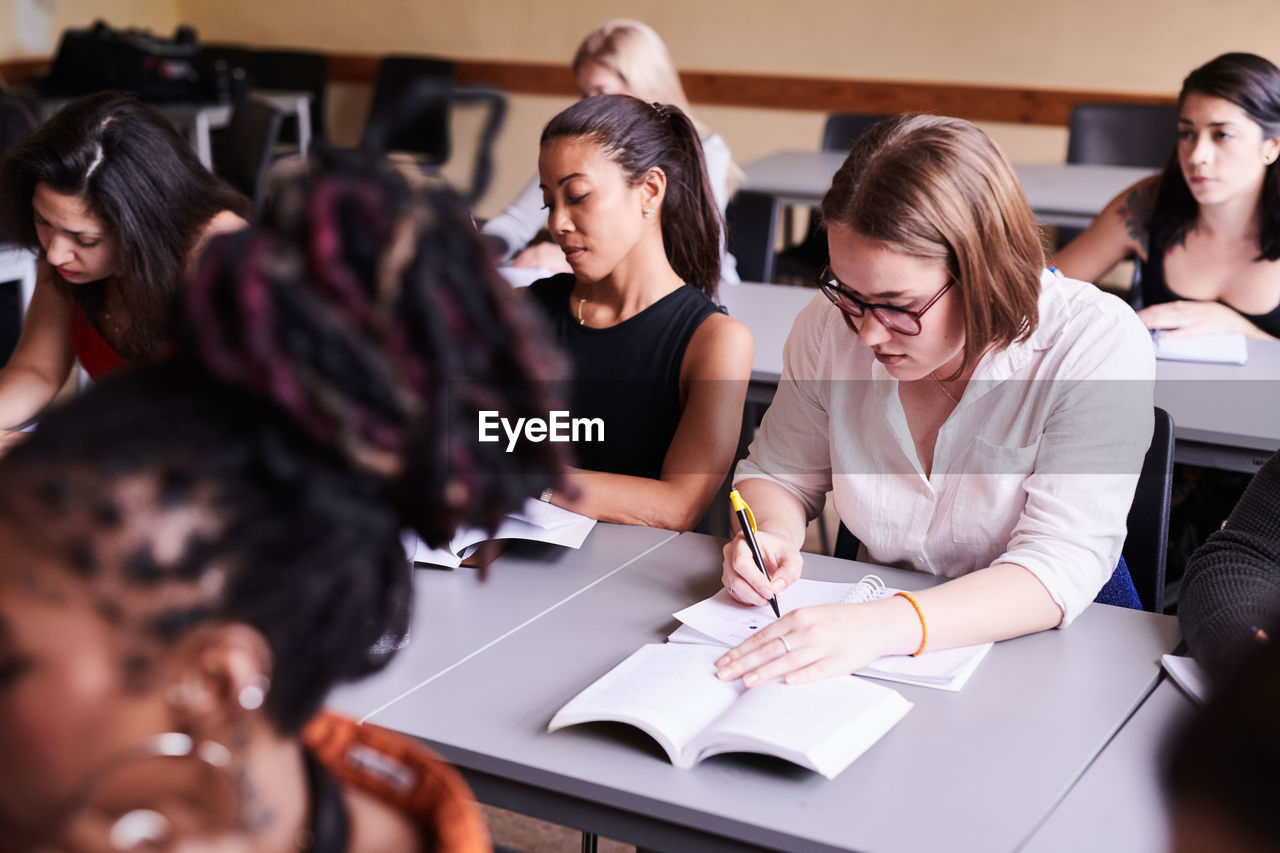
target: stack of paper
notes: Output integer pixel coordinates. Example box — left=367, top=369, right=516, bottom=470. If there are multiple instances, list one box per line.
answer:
left=404, top=498, right=596, bottom=568
left=1151, top=330, right=1248, bottom=364
left=669, top=577, right=992, bottom=692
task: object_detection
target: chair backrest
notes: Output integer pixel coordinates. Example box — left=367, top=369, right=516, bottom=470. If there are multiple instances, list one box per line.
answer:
left=821, top=113, right=890, bottom=153
left=217, top=97, right=285, bottom=210
left=1066, top=103, right=1178, bottom=169
left=832, top=406, right=1175, bottom=613
left=1121, top=406, right=1175, bottom=612
left=362, top=55, right=456, bottom=163
left=361, top=78, right=507, bottom=205
left=250, top=49, right=330, bottom=144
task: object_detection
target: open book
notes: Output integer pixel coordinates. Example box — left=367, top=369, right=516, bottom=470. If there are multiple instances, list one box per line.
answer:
left=669, top=576, right=992, bottom=692
left=548, top=643, right=911, bottom=779
left=403, top=499, right=595, bottom=568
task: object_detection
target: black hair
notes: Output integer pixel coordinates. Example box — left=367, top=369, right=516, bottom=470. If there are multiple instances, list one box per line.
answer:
left=0, top=91, right=250, bottom=357
left=540, top=93, right=722, bottom=297
left=1149, top=53, right=1280, bottom=261
left=1165, top=636, right=1280, bottom=850
left=0, top=148, right=568, bottom=733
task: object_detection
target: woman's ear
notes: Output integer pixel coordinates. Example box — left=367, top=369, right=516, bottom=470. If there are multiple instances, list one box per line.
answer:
left=163, top=623, right=274, bottom=738
left=640, top=167, right=667, bottom=216
left=1265, top=136, right=1280, bottom=166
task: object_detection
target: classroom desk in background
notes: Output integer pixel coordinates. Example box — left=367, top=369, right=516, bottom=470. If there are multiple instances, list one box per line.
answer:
left=735, top=150, right=1155, bottom=283
left=324, top=522, right=677, bottom=720
left=721, top=281, right=1280, bottom=474
left=363, top=530, right=1179, bottom=853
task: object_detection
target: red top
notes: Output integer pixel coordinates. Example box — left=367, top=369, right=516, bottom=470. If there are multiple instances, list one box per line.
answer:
left=69, top=302, right=128, bottom=380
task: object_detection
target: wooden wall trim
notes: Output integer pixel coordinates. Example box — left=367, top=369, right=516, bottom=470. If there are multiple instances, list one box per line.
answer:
left=1, top=53, right=1176, bottom=127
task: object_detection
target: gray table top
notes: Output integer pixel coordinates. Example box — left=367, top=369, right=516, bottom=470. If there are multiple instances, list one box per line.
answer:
left=1020, top=678, right=1196, bottom=853
left=368, top=531, right=1180, bottom=853
left=325, top=522, right=678, bottom=719
left=741, top=150, right=1155, bottom=227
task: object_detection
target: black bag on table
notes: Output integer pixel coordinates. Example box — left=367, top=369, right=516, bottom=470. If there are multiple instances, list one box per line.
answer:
left=39, top=20, right=213, bottom=103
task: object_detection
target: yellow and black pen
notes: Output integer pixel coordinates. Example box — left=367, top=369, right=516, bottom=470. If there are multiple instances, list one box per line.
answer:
left=729, top=489, right=781, bottom=618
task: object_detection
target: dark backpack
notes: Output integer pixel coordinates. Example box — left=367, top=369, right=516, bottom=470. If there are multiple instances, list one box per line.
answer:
left=39, top=21, right=212, bottom=103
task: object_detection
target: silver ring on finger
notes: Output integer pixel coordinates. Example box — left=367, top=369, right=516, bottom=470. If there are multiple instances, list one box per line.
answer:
left=778, top=635, right=792, bottom=654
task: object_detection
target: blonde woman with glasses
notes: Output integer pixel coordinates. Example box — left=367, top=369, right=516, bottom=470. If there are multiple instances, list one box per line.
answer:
left=716, top=115, right=1155, bottom=688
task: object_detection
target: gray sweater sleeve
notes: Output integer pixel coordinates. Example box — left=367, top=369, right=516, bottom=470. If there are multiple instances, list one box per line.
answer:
left=1179, top=450, right=1280, bottom=676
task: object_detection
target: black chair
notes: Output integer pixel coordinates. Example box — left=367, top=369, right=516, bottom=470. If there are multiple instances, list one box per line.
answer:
left=833, top=406, right=1175, bottom=613
left=1122, top=406, right=1175, bottom=613
left=252, top=48, right=330, bottom=145
left=361, top=55, right=457, bottom=166
left=360, top=74, right=507, bottom=205
left=215, top=97, right=285, bottom=210
left=773, top=113, right=889, bottom=283
left=1057, top=102, right=1177, bottom=247
left=1067, top=103, right=1179, bottom=169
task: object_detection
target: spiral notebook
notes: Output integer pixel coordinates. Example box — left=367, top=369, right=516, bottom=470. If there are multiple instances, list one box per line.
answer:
left=669, top=575, right=992, bottom=692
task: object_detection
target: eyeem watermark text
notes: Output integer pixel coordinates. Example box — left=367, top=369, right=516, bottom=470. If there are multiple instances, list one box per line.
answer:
left=478, top=411, right=604, bottom=452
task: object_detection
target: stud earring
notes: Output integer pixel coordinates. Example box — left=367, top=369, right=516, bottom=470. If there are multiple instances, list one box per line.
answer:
left=642, top=208, right=655, bottom=219
left=237, top=676, right=271, bottom=711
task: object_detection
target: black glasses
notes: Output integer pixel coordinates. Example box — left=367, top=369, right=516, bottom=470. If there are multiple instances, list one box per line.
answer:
left=818, top=266, right=954, bottom=336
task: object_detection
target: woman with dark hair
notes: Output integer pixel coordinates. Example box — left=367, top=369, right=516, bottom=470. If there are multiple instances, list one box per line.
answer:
left=715, top=115, right=1154, bottom=687
left=0, top=91, right=248, bottom=446
left=483, top=18, right=741, bottom=283
left=0, top=150, right=566, bottom=849
left=1055, top=52, right=1280, bottom=339
left=526, top=93, right=751, bottom=531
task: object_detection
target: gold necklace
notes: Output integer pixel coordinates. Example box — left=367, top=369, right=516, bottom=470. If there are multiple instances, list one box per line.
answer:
left=576, top=281, right=592, bottom=325
left=930, top=370, right=960, bottom=404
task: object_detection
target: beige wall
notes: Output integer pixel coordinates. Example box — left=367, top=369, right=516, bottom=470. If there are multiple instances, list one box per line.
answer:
left=0, top=0, right=179, bottom=58
left=9, top=1, right=1280, bottom=217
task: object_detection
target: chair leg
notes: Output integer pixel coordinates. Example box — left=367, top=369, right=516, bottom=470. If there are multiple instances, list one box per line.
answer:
left=581, top=831, right=598, bottom=853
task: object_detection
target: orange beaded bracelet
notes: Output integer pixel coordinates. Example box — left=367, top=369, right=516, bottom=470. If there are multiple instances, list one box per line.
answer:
left=894, top=591, right=927, bottom=657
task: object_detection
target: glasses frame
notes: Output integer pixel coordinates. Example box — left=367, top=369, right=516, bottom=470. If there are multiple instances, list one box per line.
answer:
left=818, top=265, right=954, bottom=336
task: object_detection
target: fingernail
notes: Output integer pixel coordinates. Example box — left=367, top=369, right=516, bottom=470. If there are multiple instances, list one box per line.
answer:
left=716, top=667, right=732, bottom=680
left=715, top=654, right=729, bottom=667
left=772, top=579, right=786, bottom=591
left=743, top=673, right=758, bottom=687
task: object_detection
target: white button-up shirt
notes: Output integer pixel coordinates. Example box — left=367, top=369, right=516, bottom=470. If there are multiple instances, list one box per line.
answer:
left=736, top=271, right=1156, bottom=625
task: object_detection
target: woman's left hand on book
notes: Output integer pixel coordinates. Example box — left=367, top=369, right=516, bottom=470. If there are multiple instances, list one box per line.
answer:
left=714, top=599, right=915, bottom=688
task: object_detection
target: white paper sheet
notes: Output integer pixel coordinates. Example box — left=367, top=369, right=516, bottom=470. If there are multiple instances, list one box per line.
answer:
left=404, top=498, right=595, bottom=568
left=1151, top=331, right=1248, bottom=364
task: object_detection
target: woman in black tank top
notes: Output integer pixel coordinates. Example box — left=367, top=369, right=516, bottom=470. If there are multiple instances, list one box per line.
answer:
left=1055, top=53, right=1280, bottom=340
left=527, top=94, right=752, bottom=531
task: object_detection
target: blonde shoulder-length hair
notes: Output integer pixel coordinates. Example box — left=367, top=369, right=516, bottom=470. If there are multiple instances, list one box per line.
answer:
left=819, top=113, right=1045, bottom=374
left=571, top=19, right=703, bottom=134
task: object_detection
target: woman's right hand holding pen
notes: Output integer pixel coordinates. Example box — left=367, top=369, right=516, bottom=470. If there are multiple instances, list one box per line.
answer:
left=720, top=529, right=803, bottom=605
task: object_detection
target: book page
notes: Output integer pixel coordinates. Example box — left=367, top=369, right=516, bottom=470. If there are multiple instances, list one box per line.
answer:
left=406, top=499, right=596, bottom=567
left=1151, top=330, right=1248, bottom=364
left=694, top=675, right=912, bottom=779
left=548, top=644, right=743, bottom=765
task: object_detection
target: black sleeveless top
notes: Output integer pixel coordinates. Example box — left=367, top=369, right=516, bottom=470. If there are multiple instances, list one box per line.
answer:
left=527, top=273, right=725, bottom=480
left=1138, top=241, right=1280, bottom=337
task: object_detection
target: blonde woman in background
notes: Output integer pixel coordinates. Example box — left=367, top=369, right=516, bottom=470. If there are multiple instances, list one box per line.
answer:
left=483, top=18, right=741, bottom=283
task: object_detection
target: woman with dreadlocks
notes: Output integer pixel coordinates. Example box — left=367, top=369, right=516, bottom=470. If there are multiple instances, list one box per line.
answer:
left=0, top=149, right=566, bottom=850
